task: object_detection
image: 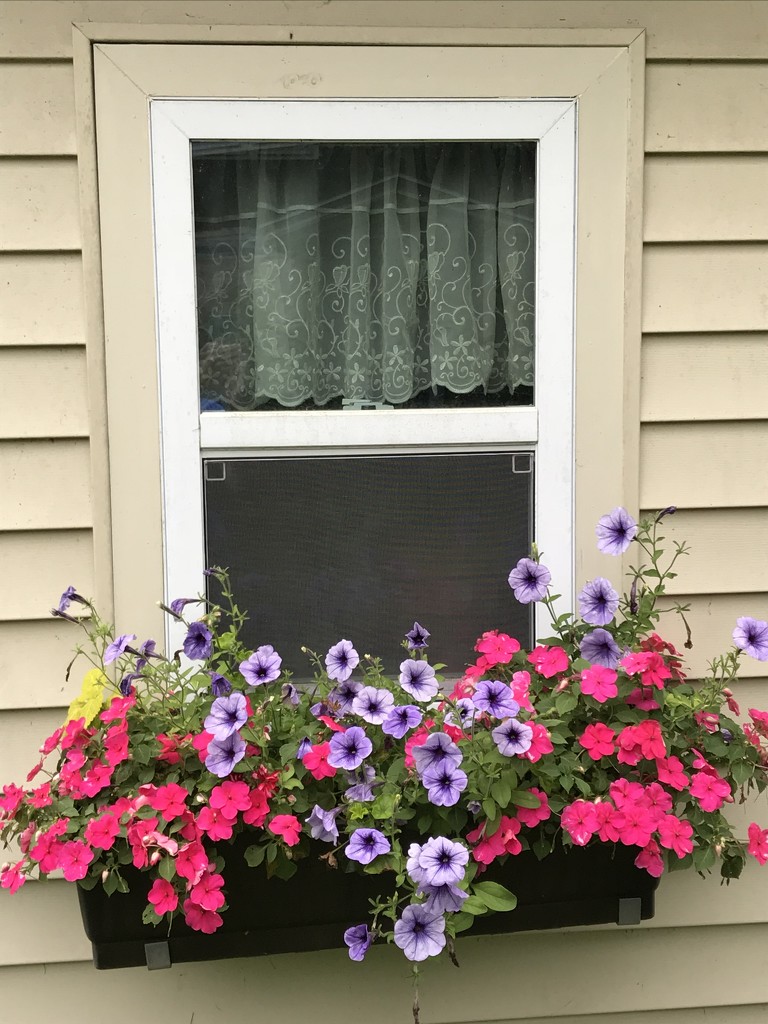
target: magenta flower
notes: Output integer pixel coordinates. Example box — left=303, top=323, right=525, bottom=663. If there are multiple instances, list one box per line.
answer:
left=325, top=639, right=360, bottom=682
left=507, top=558, right=551, bottom=603
left=399, top=659, right=438, bottom=702
left=578, top=577, right=619, bottom=626
left=393, top=905, right=446, bottom=962
left=239, top=645, right=282, bottom=686
left=733, top=617, right=768, bottom=661
left=595, top=507, right=637, bottom=556
left=345, top=828, right=391, bottom=865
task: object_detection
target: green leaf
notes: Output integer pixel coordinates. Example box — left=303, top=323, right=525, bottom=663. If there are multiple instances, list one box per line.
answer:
left=482, top=797, right=497, bottom=822
left=158, top=856, right=176, bottom=881
left=271, top=856, right=298, bottom=881
left=450, top=912, right=475, bottom=934
left=473, top=880, right=518, bottom=912
left=142, top=905, right=163, bottom=926
left=460, top=895, right=488, bottom=916
left=103, top=872, right=118, bottom=896
left=244, top=843, right=266, bottom=868
left=371, top=790, right=397, bottom=820
left=555, top=692, right=578, bottom=715
left=510, top=789, right=541, bottom=809
left=491, top=779, right=511, bottom=809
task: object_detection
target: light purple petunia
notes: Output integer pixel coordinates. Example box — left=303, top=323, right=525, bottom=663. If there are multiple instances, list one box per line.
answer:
left=394, top=905, right=446, bottom=962
left=507, top=557, right=552, bottom=604
left=169, top=597, right=200, bottom=618
left=297, top=737, right=313, bottom=759
left=305, top=805, right=340, bottom=843
left=281, top=682, right=300, bottom=707
left=345, top=828, right=391, bottom=865
left=578, top=577, right=620, bottom=626
left=344, top=923, right=372, bottom=962
left=204, top=692, right=248, bottom=741
left=381, top=704, right=423, bottom=739
left=445, top=697, right=477, bottom=730
left=422, top=883, right=468, bottom=914
left=328, top=726, right=372, bottom=771
left=328, top=679, right=362, bottom=715
left=325, top=639, right=360, bottom=682
left=596, top=507, right=638, bottom=556
left=209, top=671, right=232, bottom=697
left=492, top=718, right=534, bottom=757
left=580, top=628, right=622, bottom=669
left=422, top=762, right=468, bottom=806
left=183, top=621, right=213, bottom=661
left=352, top=686, right=395, bottom=725
left=405, top=622, right=430, bottom=650
left=104, top=633, right=137, bottom=665
left=136, top=638, right=158, bottom=671
left=417, top=837, right=468, bottom=887
left=344, top=765, right=378, bottom=802
left=239, top=645, right=282, bottom=686
left=406, top=842, right=427, bottom=885
left=472, top=679, right=520, bottom=720
left=412, top=732, right=463, bottom=777
left=399, top=659, right=439, bottom=702
left=733, top=617, right=768, bottom=661
left=205, top=731, right=246, bottom=778
left=57, top=585, right=87, bottom=614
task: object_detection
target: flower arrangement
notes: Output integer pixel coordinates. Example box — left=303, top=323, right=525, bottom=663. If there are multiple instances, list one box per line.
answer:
left=2, top=508, right=768, bottom=977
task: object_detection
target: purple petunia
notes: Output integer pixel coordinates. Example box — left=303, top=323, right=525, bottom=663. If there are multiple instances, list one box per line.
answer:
left=422, top=762, right=468, bottom=806
left=183, top=621, right=213, bottom=661
left=352, top=686, right=395, bottom=725
left=580, top=628, right=622, bottom=669
left=733, top=617, right=768, bottom=661
left=135, top=638, right=158, bottom=672
left=472, top=679, right=520, bottom=720
left=492, top=718, right=534, bottom=756
left=209, top=671, right=232, bottom=697
left=416, top=837, right=468, bottom=887
left=104, top=633, right=136, bottom=665
left=281, top=682, right=300, bottom=707
left=405, top=622, right=430, bottom=650
left=56, top=585, right=87, bottom=614
left=344, top=923, right=372, bottom=962
left=507, top=557, right=552, bottom=604
left=328, top=679, right=362, bottom=715
left=595, top=507, right=638, bottom=556
left=445, top=697, right=477, bottom=730
left=205, top=731, right=246, bottom=778
left=344, top=765, right=379, bottom=802
left=297, top=737, right=313, bottom=759
left=328, top=726, right=372, bottom=771
left=393, top=905, right=446, bottom=962
left=239, top=645, right=282, bottom=686
left=422, top=882, right=468, bottom=914
left=345, top=828, right=391, bottom=865
left=412, top=732, right=462, bottom=777
left=204, top=692, right=248, bottom=741
left=169, top=597, right=200, bottom=618
left=578, top=577, right=620, bottom=627
left=119, top=673, right=141, bottom=697
left=399, top=660, right=438, bottom=702
left=305, top=805, right=340, bottom=843
left=325, top=639, right=360, bottom=682
left=381, top=704, right=423, bottom=739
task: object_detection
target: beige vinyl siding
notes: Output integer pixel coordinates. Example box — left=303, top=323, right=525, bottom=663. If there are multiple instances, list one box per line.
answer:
left=0, top=3, right=767, bottom=1022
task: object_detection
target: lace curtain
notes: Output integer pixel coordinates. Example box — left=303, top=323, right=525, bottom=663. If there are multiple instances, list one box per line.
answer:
left=193, top=141, right=535, bottom=410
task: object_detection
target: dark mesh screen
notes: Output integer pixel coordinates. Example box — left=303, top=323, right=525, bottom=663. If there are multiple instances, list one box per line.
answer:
left=203, top=453, right=533, bottom=678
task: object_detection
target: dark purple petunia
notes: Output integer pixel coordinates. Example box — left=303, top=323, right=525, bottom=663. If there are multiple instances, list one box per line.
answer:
left=119, top=672, right=141, bottom=697
left=204, top=692, right=247, bottom=741
left=104, top=633, right=137, bottom=665
left=305, top=805, right=340, bottom=843
left=352, top=686, right=395, bottom=725
left=595, top=507, right=638, bottom=556
left=209, top=671, right=233, bottom=697
left=655, top=506, right=677, bottom=523
left=508, top=557, right=552, bottom=604
left=381, top=704, right=423, bottom=739
left=412, top=732, right=462, bottom=777
left=183, top=621, right=213, bottom=661
left=345, top=828, right=391, bottom=865
left=205, top=731, right=246, bottom=778
left=417, top=837, right=468, bottom=887
left=422, top=882, right=468, bottom=914
left=325, top=639, right=360, bottom=682
left=580, top=628, right=621, bottom=669
left=169, top=597, right=200, bottom=618
left=328, top=679, right=362, bottom=715
left=344, top=923, right=372, bottom=962
left=733, top=617, right=768, bottom=661
left=239, top=645, right=282, bottom=686
left=399, top=660, right=438, bottom=702
left=393, top=905, right=446, bottom=962
left=472, top=680, right=520, bottom=720
left=136, top=638, right=159, bottom=671
left=578, top=577, right=619, bottom=627
left=328, top=726, right=372, bottom=771
left=56, top=585, right=88, bottom=614
left=344, top=765, right=378, bottom=802
left=492, top=718, right=534, bottom=757
left=405, top=622, right=430, bottom=650
left=422, top=762, right=468, bottom=806
left=281, top=682, right=300, bottom=707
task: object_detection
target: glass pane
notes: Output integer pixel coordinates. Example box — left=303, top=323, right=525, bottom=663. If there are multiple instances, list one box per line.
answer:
left=192, top=140, right=536, bottom=412
left=203, top=452, right=534, bottom=678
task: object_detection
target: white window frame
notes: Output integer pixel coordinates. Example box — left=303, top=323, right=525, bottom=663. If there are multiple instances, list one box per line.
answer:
left=149, top=99, right=576, bottom=650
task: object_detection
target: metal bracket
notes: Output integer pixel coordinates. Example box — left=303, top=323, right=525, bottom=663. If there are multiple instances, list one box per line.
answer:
left=145, top=941, right=171, bottom=970
left=617, top=897, right=642, bottom=926
left=341, top=399, right=394, bottom=411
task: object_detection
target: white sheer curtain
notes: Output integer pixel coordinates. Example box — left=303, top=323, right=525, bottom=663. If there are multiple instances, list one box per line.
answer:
left=193, top=141, right=535, bottom=410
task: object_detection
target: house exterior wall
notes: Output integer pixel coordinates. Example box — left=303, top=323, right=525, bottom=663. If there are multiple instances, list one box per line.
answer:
left=0, top=2, right=766, bottom=1021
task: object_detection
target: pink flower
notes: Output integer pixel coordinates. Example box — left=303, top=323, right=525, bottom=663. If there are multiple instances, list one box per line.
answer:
left=183, top=898, right=223, bottom=934
left=26, top=760, right=43, bottom=782
left=191, top=730, right=213, bottom=762
left=39, top=727, right=63, bottom=756
left=516, top=788, right=551, bottom=827
left=155, top=733, right=189, bottom=765
left=242, top=788, right=270, bottom=827
left=209, top=781, right=252, bottom=821
left=148, top=877, right=178, bottom=915
left=104, top=722, right=130, bottom=766
left=302, top=742, right=337, bottom=780
left=625, top=686, right=660, bottom=711
left=560, top=800, right=599, bottom=846
left=149, top=783, right=189, bottom=821
left=620, top=651, right=671, bottom=690
left=723, top=688, right=740, bottom=716
left=690, top=747, right=715, bottom=772
left=84, top=813, right=121, bottom=851
left=27, top=782, right=53, bottom=809
left=616, top=804, right=655, bottom=847
left=609, top=779, right=646, bottom=809
left=635, top=838, right=664, bottom=877
left=268, top=814, right=301, bottom=847
left=81, top=760, right=113, bottom=797
left=176, top=842, right=208, bottom=885
left=694, top=711, right=720, bottom=734
left=748, top=709, right=768, bottom=738
left=100, top=694, right=136, bottom=723
left=510, top=670, right=534, bottom=713
left=0, top=861, right=27, bottom=894
left=60, top=718, right=91, bottom=750
left=636, top=720, right=666, bottom=759
left=579, top=666, right=618, bottom=704
left=747, top=822, right=768, bottom=865
left=689, top=770, right=732, bottom=812
left=189, top=871, right=225, bottom=912
left=58, top=841, right=94, bottom=881
left=616, top=725, right=643, bottom=766
left=578, top=723, right=616, bottom=760
left=643, top=781, right=673, bottom=823
left=528, top=645, right=569, bottom=679
left=657, top=815, right=694, bottom=858
left=127, top=816, right=160, bottom=868
left=196, top=805, right=234, bottom=842
left=594, top=801, right=624, bottom=842
left=475, top=630, right=520, bottom=666
left=0, top=784, right=24, bottom=818
left=655, top=755, right=689, bottom=792
left=520, top=722, right=554, bottom=763
left=466, top=821, right=507, bottom=865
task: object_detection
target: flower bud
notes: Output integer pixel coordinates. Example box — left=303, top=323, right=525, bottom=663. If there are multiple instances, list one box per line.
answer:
left=101, top=869, right=109, bottom=883
left=554, top=678, right=569, bottom=693
left=150, top=851, right=162, bottom=866
left=0, top=862, right=10, bottom=874
left=714, top=842, right=724, bottom=857
left=194, top=793, right=207, bottom=804
left=287, top=794, right=296, bottom=805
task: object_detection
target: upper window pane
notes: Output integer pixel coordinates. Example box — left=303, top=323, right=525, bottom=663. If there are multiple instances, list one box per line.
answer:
left=192, top=140, right=536, bottom=411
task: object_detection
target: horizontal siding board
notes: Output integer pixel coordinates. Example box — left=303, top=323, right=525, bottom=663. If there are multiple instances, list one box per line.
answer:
left=0, top=158, right=80, bottom=251
left=646, top=63, right=768, bottom=153
left=0, top=707, right=65, bottom=784
left=0, top=440, right=91, bottom=530
left=659, top=594, right=768, bottom=679
left=640, top=422, right=768, bottom=508
left=0, top=62, right=76, bottom=155
left=642, top=245, right=768, bottom=334
left=0, top=619, right=86, bottom=709
left=641, top=335, right=768, bottom=422
left=644, top=156, right=768, bottom=242
left=0, top=530, right=93, bottom=621
left=0, top=253, right=84, bottom=346
left=0, top=348, right=88, bottom=438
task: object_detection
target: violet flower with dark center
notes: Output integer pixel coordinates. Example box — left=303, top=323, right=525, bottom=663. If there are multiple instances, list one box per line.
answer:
left=381, top=704, right=422, bottom=739
left=492, top=718, right=534, bottom=757
left=472, top=680, right=520, bottom=720
left=296, top=737, right=313, bottom=759
left=352, top=686, right=395, bottom=725
left=595, top=507, right=638, bottom=556
left=578, top=577, right=620, bottom=627
left=104, top=633, right=137, bottom=665
left=393, top=905, right=446, bottom=962
left=406, top=842, right=427, bottom=886
left=412, top=732, right=462, bottom=777
left=328, top=726, right=372, bottom=771
left=205, top=732, right=246, bottom=778
left=580, top=628, right=621, bottom=669
left=209, top=671, right=233, bottom=697
left=733, top=617, right=768, bottom=662
left=344, top=924, right=372, bottom=962
left=344, top=765, right=379, bottom=802
left=183, top=621, right=213, bottom=661
left=169, top=597, right=200, bottom=618
left=399, top=659, right=438, bottom=702
left=508, top=557, right=552, bottom=604
left=56, top=586, right=88, bottom=614
left=305, top=805, right=340, bottom=843
left=421, top=883, right=468, bottom=915
left=239, top=645, right=282, bottom=686
left=422, top=762, right=468, bottom=806
left=204, top=692, right=248, bottom=741
left=417, top=837, right=468, bottom=887
left=281, top=682, right=300, bottom=707
left=345, top=828, right=391, bottom=865
left=655, top=506, right=677, bottom=522
left=135, top=638, right=159, bottom=671
left=328, top=679, right=362, bottom=715
left=119, top=673, right=141, bottom=697
left=405, top=622, right=430, bottom=650
left=325, top=639, right=360, bottom=682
